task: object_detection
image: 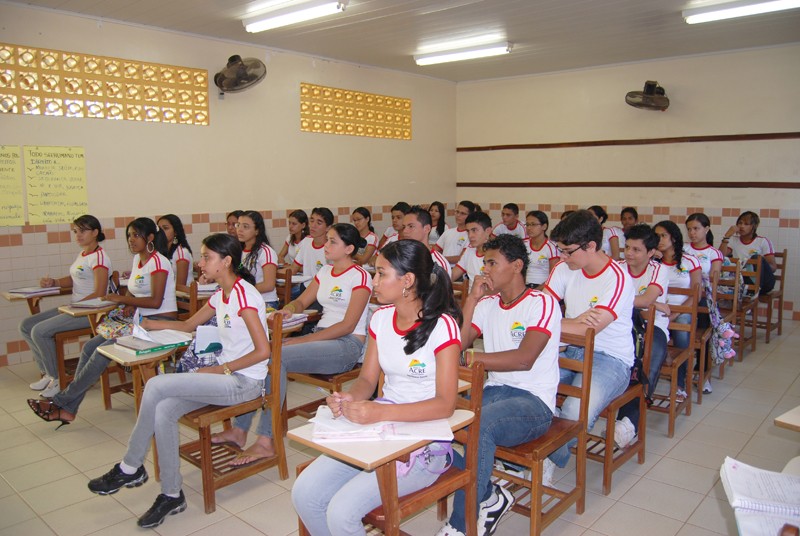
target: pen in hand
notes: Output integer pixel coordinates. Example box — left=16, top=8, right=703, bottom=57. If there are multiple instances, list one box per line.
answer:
left=319, top=387, right=343, bottom=419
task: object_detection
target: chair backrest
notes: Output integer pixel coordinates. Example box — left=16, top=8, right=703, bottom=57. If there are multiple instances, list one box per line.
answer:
left=773, top=249, right=787, bottom=293
left=267, top=314, right=284, bottom=400
left=176, top=280, right=199, bottom=320
left=110, top=270, right=121, bottom=294
left=451, top=278, right=469, bottom=308
left=557, top=329, right=595, bottom=426
left=637, top=305, right=657, bottom=380
left=740, top=256, right=762, bottom=299
left=715, top=263, right=741, bottom=316
left=666, top=284, right=700, bottom=338
left=276, top=267, right=293, bottom=307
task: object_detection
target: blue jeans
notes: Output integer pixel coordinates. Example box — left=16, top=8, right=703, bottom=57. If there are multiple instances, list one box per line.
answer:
left=19, top=308, right=91, bottom=379
left=671, top=313, right=691, bottom=390
left=292, top=450, right=448, bottom=536
left=123, top=372, right=263, bottom=495
left=232, top=332, right=364, bottom=437
left=448, top=385, right=553, bottom=533
left=52, top=334, right=113, bottom=414
left=618, top=327, right=668, bottom=431
left=550, top=346, right=630, bottom=468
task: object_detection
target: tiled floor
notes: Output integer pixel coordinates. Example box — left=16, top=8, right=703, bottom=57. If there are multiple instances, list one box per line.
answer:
left=1, top=322, right=799, bottom=536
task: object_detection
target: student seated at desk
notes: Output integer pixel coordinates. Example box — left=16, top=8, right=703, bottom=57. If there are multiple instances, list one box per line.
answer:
left=237, top=210, right=279, bottom=309
left=491, top=202, right=526, bottom=239
left=291, top=207, right=334, bottom=298
left=225, top=210, right=243, bottom=238
left=277, top=209, right=309, bottom=266
left=158, top=214, right=193, bottom=286
left=20, top=215, right=113, bottom=398
left=376, top=201, right=410, bottom=253
left=587, top=205, right=622, bottom=260
left=28, top=217, right=177, bottom=427
left=451, top=211, right=493, bottom=291
left=524, top=210, right=559, bottom=288
left=400, top=205, right=451, bottom=277
left=434, top=200, right=476, bottom=264
left=86, top=233, right=270, bottom=529
left=719, top=210, right=777, bottom=294
left=292, top=239, right=461, bottom=536
left=350, top=206, right=377, bottom=265
left=212, top=223, right=372, bottom=466
left=427, top=200, right=449, bottom=247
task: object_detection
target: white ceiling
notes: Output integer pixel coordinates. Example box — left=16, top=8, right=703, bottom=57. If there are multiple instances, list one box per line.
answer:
left=11, top=0, right=800, bottom=82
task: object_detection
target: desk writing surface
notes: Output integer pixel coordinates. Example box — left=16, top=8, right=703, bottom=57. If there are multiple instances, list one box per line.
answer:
left=287, top=408, right=474, bottom=470
left=775, top=406, right=800, bottom=433
left=58, top=304, right=115, bottom=318
left=97, top=343, right=178, bottom=367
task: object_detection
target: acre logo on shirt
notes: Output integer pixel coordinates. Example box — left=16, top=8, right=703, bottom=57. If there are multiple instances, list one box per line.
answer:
left=133, top=274, right=145, bottom=288
left=510, top=321, right=526, bottom=343
left=75, top=265, right=85, bottom=273
left=589, top=296, right=599, bottom=308
left=637, top=285, right=648, bottom=296
left=329, top=286, right=344, bottom=302
left=407, top=358, right=427, bottom=378
left=222, top=313, right=231, bottom=328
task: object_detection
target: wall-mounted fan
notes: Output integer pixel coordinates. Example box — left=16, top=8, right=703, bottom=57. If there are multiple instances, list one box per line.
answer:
left=214, top=55, right=267, bottom=93
left=625, top=81, right=669, bottom=111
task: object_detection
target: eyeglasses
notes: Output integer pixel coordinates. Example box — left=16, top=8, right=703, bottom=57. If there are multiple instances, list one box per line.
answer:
left=235, top=223, right=253, bottom=230
left=525, top=222, right=542, bottom=228
left=557, top=244, right=586, bottom=257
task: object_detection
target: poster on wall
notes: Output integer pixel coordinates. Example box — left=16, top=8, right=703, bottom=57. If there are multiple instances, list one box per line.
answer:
left=24, top=146, right=88, bottom=224
left=0, top=146, right=24, bottom=226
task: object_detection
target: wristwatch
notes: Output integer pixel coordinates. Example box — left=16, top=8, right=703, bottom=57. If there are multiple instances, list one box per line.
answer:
left=223, top=364, right=233, bottom=375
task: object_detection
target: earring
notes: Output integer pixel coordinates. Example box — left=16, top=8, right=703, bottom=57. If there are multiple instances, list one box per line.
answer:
left=146, top=241, right=155, bottom=254
left=402, top=287, right=408, bottom=298
left=172, top=237, right=178, bottom=245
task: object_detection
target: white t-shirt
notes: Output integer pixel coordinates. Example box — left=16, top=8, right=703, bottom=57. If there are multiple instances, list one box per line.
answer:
left=545, top=258, right=635, bottom=367
left=370, top=305, right=461, bottom=405
left=455, top=246, right=485, bottom=290
left=208, top=278, right=269, bottom=381
left=170, top=245, right=194, bottom=286
left=472, top=289, right=562, bottom=412
left=492, top=221, right=526, bottom=239
left=620, top=259, right=670, bottom=337
left=661, top=254, right=701, bottom=305
left=728, top=236, right=774, bottom=261
left=526, top=239, right=558, bottom=286
left=294, top=236, right=329, bottom=285
left=601, top=227, right=621, bottom=257
left=684, top=244, right=723, bottom=277
left=315, top=264, right=373, bottom=336
left=243, top=243, right=279, bottom=303
left=128, top=252, right=177, bottom=317
left=378, top=233, right=399, bottom=252
left=428, top=223, right=450, bottom=246
left=283, top=235, right=303, bottom=265
left=382, top=226, right=398, bottom=239
left=615, top=226, right=626, bottom=257
left=70, top=247, right=112, bottom=302
left=436, top=227, right=469, bottom=259
left=431, top=250, right=452, bottom=278
left=356, top=232, right=378, bottom=258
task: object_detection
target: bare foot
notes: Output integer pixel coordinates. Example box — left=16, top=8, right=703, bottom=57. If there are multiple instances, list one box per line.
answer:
left=210, top=428, right=247, bottom=449
left=229, top=437, right=276, bottom=467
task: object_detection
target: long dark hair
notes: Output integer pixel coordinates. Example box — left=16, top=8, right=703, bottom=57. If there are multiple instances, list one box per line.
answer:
left=201, top=233, right=254, bottom=285
left=525, top=210, right=549, bottom=237
left=330, top=223, right=367, bottom=258
left=288, top=209, right=309, bottom=244
left=239, top=210, right=271, bottom=275
left=686, top=213, right=714, bottom=245
left=587, top=205, right=608, bottom=224
left=380, top=240, right=462, bottom=355
left=73, top=214, right=105, bottom=242
left=126, top=217, right=168, bottom=257
left=429, top=201, right=447, bottom=237
left=352, top=207, right=375, bottom=233
left=158, top=214, right=192, bottom=257
left=655, top=220, right=684, bottom=271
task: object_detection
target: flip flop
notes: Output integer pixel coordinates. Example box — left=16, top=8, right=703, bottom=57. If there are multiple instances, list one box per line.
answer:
left=210, top=433, right=245, bottom=450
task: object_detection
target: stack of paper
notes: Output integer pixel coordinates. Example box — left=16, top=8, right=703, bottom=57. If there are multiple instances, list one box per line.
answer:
left=69, top=297, right=116, bottom=308
left=309, top=405, right=453, bottom=442
left=282, top=313, right=309, bottom=328
left=8, top=286, right=60, bottom=297
left=116, top=326, right=192, bottom=355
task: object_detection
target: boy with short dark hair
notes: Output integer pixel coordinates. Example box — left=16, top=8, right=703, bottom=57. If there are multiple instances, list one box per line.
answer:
left=492, top=202, right=526, bottom=239
left=451, top=211, right=492, bottom=287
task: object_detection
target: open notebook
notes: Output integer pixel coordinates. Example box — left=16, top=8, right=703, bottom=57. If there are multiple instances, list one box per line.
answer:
left=309, top=405, right=453, bottom=442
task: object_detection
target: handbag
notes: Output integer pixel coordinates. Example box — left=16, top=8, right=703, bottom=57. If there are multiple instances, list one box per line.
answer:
left=96, top=306, right=135, bottom=339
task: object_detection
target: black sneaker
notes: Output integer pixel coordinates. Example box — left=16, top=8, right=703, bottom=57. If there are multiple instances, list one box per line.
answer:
left=88, top=463, right=148, bottom=495
left=137, top=491, right=187, bottom=528
left=477, top=483, right=514, bottom=536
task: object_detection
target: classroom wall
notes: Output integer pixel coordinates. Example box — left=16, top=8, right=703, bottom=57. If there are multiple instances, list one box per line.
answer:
left=456, top=44, right=800, bottom=319
left=0, top=3, right=456, bottom=366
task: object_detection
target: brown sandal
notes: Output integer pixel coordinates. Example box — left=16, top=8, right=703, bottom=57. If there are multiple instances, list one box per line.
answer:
left=27, top=399, right=73, bottom=430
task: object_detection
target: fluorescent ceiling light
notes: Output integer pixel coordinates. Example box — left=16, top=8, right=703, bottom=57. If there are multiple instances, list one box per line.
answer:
left=243, top=0, right=348, bottom=33
left=414, top=42, right=512, bottom=66
left=683, top=0, right=800, bottom=24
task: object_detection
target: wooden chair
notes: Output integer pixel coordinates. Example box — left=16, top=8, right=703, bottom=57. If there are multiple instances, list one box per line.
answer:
left=713, top=263, right=741, bottom=380
left=649, top=284, right=698, bottom=438
left=490, top=329, right=596, bottom=536
left=735, top=256, right=762, bottom=359
left=286, top=365, right=362, bottom=423
left=581, top=306, right=654, bottom=495
left=295, top=363, right=486, bottom=536
left=757, top=249, right=787, bottom=344
left=178, top=314, right=289, bottom=514
left=690, top=301, right=713, bottom=406
left=176, top=281, right=200, bottom=320
left=276, top=267, right=295, bottom=307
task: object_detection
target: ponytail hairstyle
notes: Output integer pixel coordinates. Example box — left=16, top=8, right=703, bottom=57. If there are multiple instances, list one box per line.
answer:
left=655, top=220, right=684, bottom=272
left=72, top=214, right=105, bottom=242
left=352, top=207, right=375, bottom=233
left=158, top=214, right=192, bottom=257
left=239, top=210, right=271, bottom=276
left=686, top=213, right=714, bottom=246
left=736, top=211, right=761, bottom=237
left=525, top=210, right=549, bottom=237
left=587, top=205, right=608, bottom=224
left=380, top=240, right=462, bottom=355
left=288, top=209, right=310, bottom=244
left=126, top=217, right=168, bottom=257
left=201, top=233, right=255, bottom=285
left=330, top=223, right=366, bottom=258
left=428, top=201, right=447, bottom=237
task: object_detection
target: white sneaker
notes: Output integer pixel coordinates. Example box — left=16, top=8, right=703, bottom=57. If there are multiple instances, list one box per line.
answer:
left=40, top=378, right=61, bottom=398
left=478, top=484, right=515, bottom=536
left=435, top=523, right=466, bottom=536
left=613, top=417, right=637, bottom=448
left=30, top=375, right=53, bottom=390
left=542, top=458, right=556, bottom=487
left=703, top=379, right=712, bottom=394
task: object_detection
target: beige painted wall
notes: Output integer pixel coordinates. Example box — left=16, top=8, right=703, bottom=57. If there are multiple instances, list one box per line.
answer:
left=0, top=3, right=457, bottom=216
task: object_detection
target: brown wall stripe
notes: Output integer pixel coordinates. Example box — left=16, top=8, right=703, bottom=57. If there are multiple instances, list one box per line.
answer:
left=456, top=131, right=800, bottom=152
left=457, top=181, right=800, bottom=189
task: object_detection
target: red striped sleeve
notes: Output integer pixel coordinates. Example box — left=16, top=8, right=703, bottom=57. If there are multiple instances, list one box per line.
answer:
left=260, top=244, right=276, bottom=267
left=434, top=314, right=461, bottom=354
left=151, top=254, right=168, bottom=274
left=352, top=265, right=371, bottom=291
left=93, top=249, right=109, bottom=270
left=602, top=261, right=626, bottom=315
